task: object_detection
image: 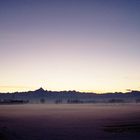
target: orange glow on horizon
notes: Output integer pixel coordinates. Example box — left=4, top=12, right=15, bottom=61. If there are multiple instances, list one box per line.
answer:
left=0, top=85, right=139, bottom=93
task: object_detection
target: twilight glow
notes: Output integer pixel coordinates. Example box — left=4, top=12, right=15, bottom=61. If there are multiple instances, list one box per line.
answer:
left=0, top=0, right=140, bottom=93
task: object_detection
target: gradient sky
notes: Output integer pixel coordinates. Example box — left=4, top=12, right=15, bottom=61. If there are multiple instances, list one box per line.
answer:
left=0, top=0, right=140, bottom=93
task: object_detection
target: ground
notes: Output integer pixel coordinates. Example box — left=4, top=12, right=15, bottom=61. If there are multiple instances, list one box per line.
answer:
left=0, top=104, right=140, bottom=140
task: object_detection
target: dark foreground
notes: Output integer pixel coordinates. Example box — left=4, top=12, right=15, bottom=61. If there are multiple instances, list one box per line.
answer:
left=0, top=104, right=140, bottom=140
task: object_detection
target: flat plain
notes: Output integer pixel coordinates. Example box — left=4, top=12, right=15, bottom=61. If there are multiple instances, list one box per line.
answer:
left=0, top=104, right=140, bottom=140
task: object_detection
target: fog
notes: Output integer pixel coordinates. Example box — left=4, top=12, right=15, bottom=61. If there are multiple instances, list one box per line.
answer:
left=0, top=104, right=140, bottom=140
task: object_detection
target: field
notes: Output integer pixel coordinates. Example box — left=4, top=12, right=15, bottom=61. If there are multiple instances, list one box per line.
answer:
left=0, top=104, right=140, bottom=140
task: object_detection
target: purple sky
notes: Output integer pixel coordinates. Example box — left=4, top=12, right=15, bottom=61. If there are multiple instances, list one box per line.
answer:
left=0, top=0, right=140, bottom=93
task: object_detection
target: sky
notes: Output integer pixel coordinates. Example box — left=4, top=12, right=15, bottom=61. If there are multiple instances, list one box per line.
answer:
left=0, top=0, right=140, bottom=93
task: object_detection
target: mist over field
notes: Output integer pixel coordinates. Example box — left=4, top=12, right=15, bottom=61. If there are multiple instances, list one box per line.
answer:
left=0, top=0, right=140, bottom=139
left=0, top=104, right=140, bottom=140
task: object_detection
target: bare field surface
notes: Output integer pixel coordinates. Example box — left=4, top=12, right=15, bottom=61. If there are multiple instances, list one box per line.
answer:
left=0, top=104, right=140, bottom=140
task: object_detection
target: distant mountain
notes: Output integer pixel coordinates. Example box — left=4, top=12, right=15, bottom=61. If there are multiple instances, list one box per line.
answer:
left=0, top=88, right=140, bottom=104
left=34, top=87, right=46, bottom=93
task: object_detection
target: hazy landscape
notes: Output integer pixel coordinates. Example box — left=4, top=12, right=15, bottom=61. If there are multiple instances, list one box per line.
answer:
left=0, top=0, right=140, bottom=139
left=0, top=89, right=140, bottom=140
left=0, top=104, right=140, bottom=140
left=1, top=88, right=140, bottom=104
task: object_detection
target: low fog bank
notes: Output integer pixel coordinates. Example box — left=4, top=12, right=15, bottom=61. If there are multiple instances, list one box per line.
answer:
left=0, top=104, right=140, bottom=140
left=0, top=88, right=140, bottom=105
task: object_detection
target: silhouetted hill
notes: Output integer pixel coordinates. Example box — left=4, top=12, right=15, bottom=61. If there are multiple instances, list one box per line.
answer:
left=0, top=88, right=140, bottom=104
left=34, top=87, right=46, bottom=92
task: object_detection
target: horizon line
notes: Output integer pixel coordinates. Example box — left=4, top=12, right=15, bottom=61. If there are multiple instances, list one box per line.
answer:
left=0, top=87, right=137, bottom=94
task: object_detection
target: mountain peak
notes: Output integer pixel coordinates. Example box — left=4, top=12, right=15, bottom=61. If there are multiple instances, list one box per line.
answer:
left=35, top=87, right=45, bottom=92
